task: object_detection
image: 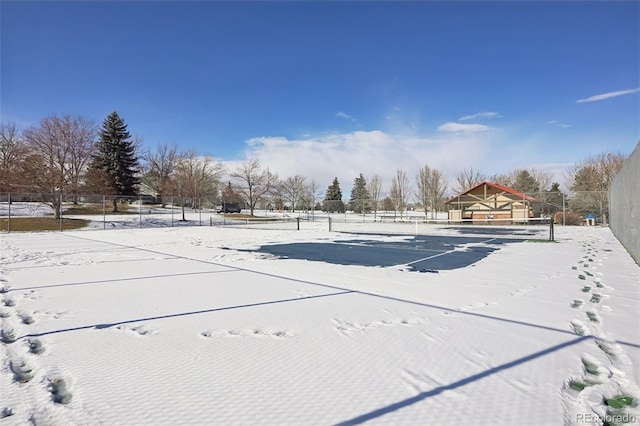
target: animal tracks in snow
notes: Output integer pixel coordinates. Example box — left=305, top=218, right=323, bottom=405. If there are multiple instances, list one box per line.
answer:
left=441, top=301, right=497, bottom=317
left=332, top=314, right=429, bottom=336
left=200, top=328, right=294, bottom=339
left=510, top=285, right=538, bottom=297
left=114, top=324, right=156, bottom=337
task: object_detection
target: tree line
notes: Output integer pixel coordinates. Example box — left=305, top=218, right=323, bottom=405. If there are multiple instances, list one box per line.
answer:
left=0, top=113, right=628, bottom=221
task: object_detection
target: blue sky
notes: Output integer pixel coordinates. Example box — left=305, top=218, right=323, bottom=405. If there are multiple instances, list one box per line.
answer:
left=1, top=1, right=638, bottom=192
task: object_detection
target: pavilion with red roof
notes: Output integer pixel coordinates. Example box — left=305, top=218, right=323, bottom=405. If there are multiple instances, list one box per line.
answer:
left=445, top=181, right=540, bottom=224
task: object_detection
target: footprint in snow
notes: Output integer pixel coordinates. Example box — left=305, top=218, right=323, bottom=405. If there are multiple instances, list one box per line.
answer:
left=18, top=312, right=35, bottom=325
left=585, top=310, right=602, bottom=324
left=570, top=319, right=589, bottom=336
left=28, top=338, right=46, bottom=355
left=115, top=324, right=155, bottom=336
left=10, top=357, right=36, bottom=383
left=48, top=377, right=73, bottom=404
left=571, top=299, right=585, bottom=309
left=595, top=339, right=622, bottom=360
left=580, top=354, right=610, bottom=385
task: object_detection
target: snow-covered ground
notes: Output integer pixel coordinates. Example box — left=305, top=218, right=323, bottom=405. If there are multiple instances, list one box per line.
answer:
left=0, top=201, right=446, bottom=231
left=1, top=222, right=639, bottom=425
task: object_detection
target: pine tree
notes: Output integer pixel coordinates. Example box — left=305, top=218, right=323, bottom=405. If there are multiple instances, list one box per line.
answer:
left=543, top=182, right=564, bottom=214
left=349, top=173, right=370, bottom=213
left=88, top=111, right=140, bottom=211
left=323, top=177, right=345, bottom=213
left=512, top=169, right=540, bottom=195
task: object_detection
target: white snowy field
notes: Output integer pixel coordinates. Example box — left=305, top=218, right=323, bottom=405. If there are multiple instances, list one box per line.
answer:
left=1, top=223, right=639, bottom=425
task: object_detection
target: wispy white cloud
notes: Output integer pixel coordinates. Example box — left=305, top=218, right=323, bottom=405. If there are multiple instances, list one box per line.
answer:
left=437, top=122, right=491, bottom=133
left=576, top=87, right=640, bottom=103
left=458, top=111, right=501, bottom=121
left=336, top=111, right=358, bottom=122
left=230, top=130, right=498, bottom=195
left=220, top=127, right=577, bottom=197
left=547, top=120, right=571, bottom=129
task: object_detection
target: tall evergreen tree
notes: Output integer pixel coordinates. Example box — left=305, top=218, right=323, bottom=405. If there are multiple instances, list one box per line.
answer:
left=349, top=173, right=370, bottom=213
left=543, top=182, right=564, bottom=214
left=512, top=169, right=540, bottom=195
left=323, top=177, right=345, bottom=213
left=88, top=111, right=140, bottom=211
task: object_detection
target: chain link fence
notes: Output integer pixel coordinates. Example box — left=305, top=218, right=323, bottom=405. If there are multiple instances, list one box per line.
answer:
left=1, top=190, right=609, bottom=233
left=0, top=193, right=301, bottom=232
left=609, top=143, right=640, bottom=264
left=325, top=191, right=609, bottom=225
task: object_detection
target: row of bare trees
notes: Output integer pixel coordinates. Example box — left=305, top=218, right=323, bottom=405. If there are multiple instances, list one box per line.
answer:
left=142, top=144, right=223, bottom=214
left=1, top=114, right=628, bottom=220
left=0, top=118, right=96, bottom=218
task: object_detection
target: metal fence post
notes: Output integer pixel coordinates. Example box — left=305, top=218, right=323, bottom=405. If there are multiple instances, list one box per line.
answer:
left=139, top=195, right=142, bottom=228
left=59, top=193, right=63, bottom=232
left=328, top=217, right=332, bottom=232
left=103, top=195, right=106, bottom=230
left=171, top=197, right=174, bottom=227
left=7, top=192, right=11, bottom=233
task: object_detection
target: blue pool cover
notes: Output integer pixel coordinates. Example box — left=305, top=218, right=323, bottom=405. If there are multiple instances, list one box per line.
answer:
left=252, top=235, right=528, bottom=272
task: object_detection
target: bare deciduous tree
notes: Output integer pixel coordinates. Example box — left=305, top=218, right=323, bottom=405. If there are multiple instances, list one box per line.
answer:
left=488, top=173, right=512, bottom=187
left=231, top=159, right=278, bottom=216
left=416, top=165, right=448, bottom=219
left=22, top=115, right=96, bottom=218
left=0, top=122, right=28, bottom=193
left=390, top=169, right=410, bottom=219
left=270, top=183, right=285, bottom=211
left=568, top=152, right=627, bottom=222
left=279, top=175, right=306, bottom=212
left=367, top=174, right=382, bottom=221
left=454, top=167, right=485, bottom=193
left=174, top=150, right=223, bottom=220
left=569, top=152, right=626, bottom=191
left=302, top=179, right=321, bottom=219
left=67, top=117, right=97, bottom=203
left=530, top=169, right=553, bottom=193
left=142, top=143, right=180, bottom=207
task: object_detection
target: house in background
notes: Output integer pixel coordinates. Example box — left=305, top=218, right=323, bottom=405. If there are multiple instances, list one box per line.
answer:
left=445, top=181, right=539, bottom=224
